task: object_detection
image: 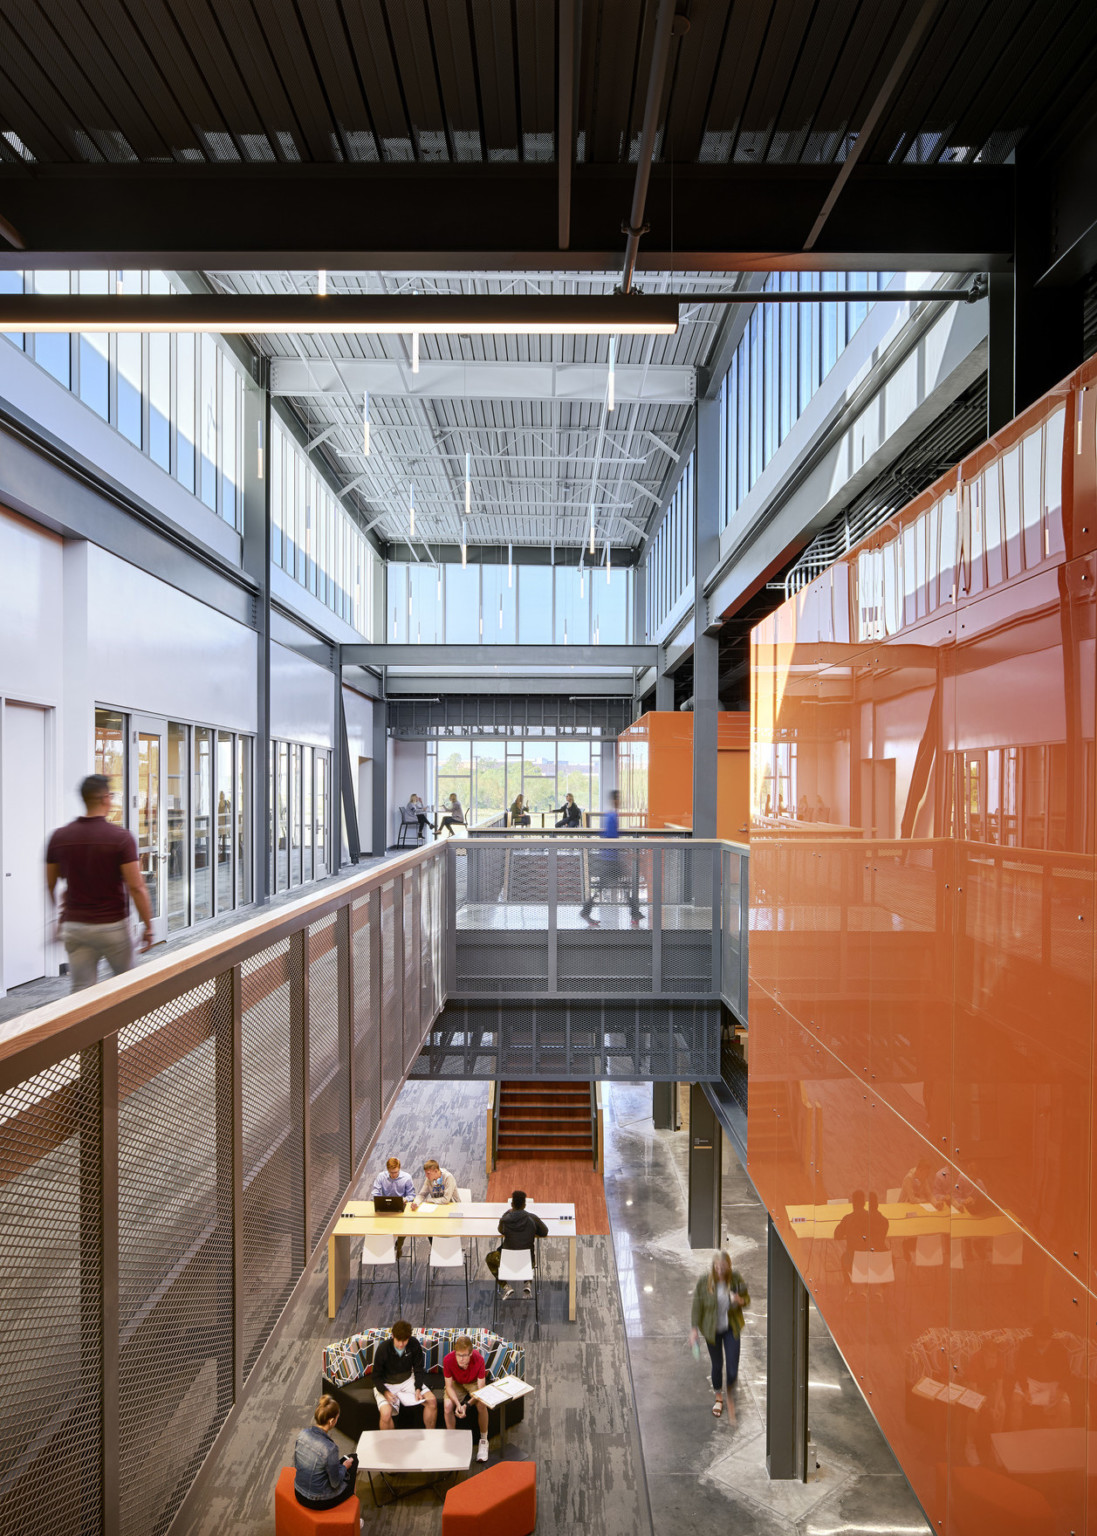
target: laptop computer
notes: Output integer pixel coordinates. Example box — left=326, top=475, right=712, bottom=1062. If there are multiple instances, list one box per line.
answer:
left=373, top=1195, right=406, bottom=1213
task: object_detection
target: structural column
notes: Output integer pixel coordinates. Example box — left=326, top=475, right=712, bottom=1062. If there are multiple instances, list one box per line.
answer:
left=242, top=360, right=272, bottom=906
left=687, top=1082, right=721, bottom=1248
left=652, top=1080, right=677, bottom=1129
left=371, top=691, right=388, bottom=856
left=692, top=396, right=721, bottom=837
left=1014, top=154, right=1083, bottom=415
left=766, top=1217, right=809, bottom=1481
left=655, top=660, right=674, bottom=712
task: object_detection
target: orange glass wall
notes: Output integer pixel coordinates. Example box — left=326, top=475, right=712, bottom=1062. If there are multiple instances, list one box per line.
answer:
left=618, top=710, right=749, bottom=836
left=750, top=354, right=1097, bottom=1535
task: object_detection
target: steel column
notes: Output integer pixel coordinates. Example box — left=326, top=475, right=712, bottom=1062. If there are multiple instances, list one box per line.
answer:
left=655, top=670, right=675, bottom=711
left=687, top=1081, right=722, bottom=1249
left=372, top=694, right=388, bottom=856
left=766, top=1217, right=809, bottom=1482
left=692, top=397, right=721, bottom=838
left=652, top=1080, right=676, bottom=1130
left=242, top=361, right=272, bottom=906
left=987, top=271, right=1015, bottom=435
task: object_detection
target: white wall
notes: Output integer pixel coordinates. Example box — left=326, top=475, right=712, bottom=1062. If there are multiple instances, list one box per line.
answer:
left=270, top=641, right=333, bottom=748
left=0, top=507, right=65, bottom=706
left=389, top=738, right=426, bottom=845
left=85, top=544, right=257, bottom=731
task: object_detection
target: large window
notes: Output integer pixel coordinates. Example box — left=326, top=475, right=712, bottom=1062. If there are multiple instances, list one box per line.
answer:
left=270, top=421, right=374, bottom=635
left=1, top=269, right=246, bottom=529
left=645, top=455, right=694, bottom=638
left=388, top=561, right=633, bottom=647
left=427, top=735, right=603, bottom=826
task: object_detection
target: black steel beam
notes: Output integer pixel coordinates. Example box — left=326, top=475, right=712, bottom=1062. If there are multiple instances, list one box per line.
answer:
left=0, top=164, right=1013, bottom=271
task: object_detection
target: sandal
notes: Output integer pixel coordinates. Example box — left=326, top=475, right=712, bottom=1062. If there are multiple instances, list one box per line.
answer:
left=712, top=1398, right=723, bottom=1417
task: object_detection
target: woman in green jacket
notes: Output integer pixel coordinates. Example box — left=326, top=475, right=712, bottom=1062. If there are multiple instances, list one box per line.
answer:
left=690, top=1251, right=750, bottom=1417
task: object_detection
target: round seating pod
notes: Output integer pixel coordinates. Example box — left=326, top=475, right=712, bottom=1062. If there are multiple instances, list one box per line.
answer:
left=274, top=1466, right=361, bottom=1534
left=442, top=1460, right=537, bottom=1536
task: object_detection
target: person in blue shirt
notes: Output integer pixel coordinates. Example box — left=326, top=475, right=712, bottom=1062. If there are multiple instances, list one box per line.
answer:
left=371, top=1157, right=416, bottom=1257
left=580, top=791, right=644, bottom=925
left=293, top=1394, right=359, bottom=1513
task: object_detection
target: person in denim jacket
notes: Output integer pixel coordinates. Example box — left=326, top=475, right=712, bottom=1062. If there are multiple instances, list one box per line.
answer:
left=293, top=1394, right=359, bottom=1515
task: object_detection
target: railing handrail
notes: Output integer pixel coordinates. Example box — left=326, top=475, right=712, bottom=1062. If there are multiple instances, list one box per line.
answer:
left=0, top=838, right=446, bottom=1089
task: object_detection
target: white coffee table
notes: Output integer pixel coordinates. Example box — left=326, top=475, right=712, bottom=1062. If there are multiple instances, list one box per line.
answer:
left=356, top=1428, right=472, bottom=1506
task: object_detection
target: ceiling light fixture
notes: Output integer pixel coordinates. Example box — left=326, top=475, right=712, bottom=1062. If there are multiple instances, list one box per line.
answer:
left=465, top=451, right=471, bottom=518
left=412, top=330, right=420, bottom=373
left=362, top=391, right=370, bottom=456
left=508, top=542, right=513, bottom=587
left=607, top=335, right=616, bottom=411
left=409, top=481, right=415, bottom=539
left=0, top=294, right=681, bottom=336
left=461, top=519, right=468, bottom=567
left=318, top=268, right=327, bottom=297
left=589, top=503, right=596, bottom=557
left=606, top=541, right=612, bottom=583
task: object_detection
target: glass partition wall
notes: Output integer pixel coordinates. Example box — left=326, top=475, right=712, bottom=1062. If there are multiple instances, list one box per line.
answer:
left=387, top=561, right=632, bottom=646
left=270, top=739, right=331, bottom=896
left=431, top=736, right=602, bottom=825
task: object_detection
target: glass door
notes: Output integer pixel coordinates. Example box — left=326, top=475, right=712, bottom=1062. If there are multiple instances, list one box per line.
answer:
left=130, top=715, right=167, bottom=943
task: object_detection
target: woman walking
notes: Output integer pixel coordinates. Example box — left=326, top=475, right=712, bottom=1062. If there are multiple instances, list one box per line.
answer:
left=690, top=1251, right=750, bottom=1418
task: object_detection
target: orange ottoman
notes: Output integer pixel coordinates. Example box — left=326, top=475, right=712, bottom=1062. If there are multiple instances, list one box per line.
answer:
left=442, top=1461, right=536, bottom=1535
left=274, top=1467, right=361, bottom=1534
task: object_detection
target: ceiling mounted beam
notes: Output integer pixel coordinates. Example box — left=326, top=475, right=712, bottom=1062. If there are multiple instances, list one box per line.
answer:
left=0, top=164, right=1013, bottom=272
left=343, top=643, right=657, bottom=668
left=270, top=357, right=696, bottom=404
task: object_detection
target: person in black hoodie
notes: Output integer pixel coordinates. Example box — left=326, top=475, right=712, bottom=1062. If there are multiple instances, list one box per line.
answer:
left=485, top=1190, right=548, bottom=1298
left=554, top=793, right=583, bottom=828
left=371, top=1320, right=438, bottom=1429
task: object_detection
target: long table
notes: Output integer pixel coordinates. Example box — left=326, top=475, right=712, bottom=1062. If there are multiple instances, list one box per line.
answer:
left=784, top=1200, right=1015, bottom=1240
left=329, top=1200, right=579, bottom=1321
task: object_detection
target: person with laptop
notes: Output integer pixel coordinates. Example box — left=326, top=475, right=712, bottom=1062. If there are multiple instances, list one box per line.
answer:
left=370, top=1156, right=416, bottom=1256
left=373, top=1320, right=438, bottom=1430
left=485, top=1190, right=548, bottom=1299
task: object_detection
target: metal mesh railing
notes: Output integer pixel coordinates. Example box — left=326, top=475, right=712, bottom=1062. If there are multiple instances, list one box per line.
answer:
left=449, top=838, right=722, bottom=1000
left=720, top=843, right=750, bottom=1023
left=0, top=842, right=446, bottom=1536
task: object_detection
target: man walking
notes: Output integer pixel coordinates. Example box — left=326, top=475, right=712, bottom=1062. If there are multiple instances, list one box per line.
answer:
left=46, top=775, right=153, bottom=991
left=579, top=789, right=644, bottom=926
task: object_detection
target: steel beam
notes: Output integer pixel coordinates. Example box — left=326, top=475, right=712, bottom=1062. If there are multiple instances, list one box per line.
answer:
left=343, top=644, right=657, bottom=668
left=692, top=399, right=720, bottom=839
left=271, top=357, right=695, bottom=405
left=0, top=164, right=1013, bottom=271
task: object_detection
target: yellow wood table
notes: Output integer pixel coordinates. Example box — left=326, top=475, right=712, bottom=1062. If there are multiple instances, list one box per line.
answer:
left=328, top=1200, right=579, bottom=1321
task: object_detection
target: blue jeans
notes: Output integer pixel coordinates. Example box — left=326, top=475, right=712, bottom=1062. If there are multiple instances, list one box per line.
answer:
left=707, top=1329, right=740, bottom=1392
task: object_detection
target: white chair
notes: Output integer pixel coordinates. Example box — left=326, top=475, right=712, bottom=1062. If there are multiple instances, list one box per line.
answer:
left=850, top=1250, right=895, bottom=1285
left=357, top=1233, right=403, bottom=1324
left=885, top=1187, right=901, bottom=1204
left=492, top=1248, right=538, bottom=1326
left=424, top=1235, right=469, bottom=1324
left=456, top=1187, right=476, bottom=1263
left=913, top=1234, right=945, bottom=1267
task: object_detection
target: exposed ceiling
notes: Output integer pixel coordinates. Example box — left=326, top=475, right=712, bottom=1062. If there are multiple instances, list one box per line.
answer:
left=214, top=265, right=734, bottom=552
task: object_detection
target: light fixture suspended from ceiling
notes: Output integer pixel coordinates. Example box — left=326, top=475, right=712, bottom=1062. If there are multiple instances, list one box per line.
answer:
left=0, top=294, right=681, bottom=336
left=412, top=330, right=420, bottom=373
left=409, top=481, right=415, bottom=539
left=362, top=391, right=370, bottom=456
left=607, top=335, right=616, bottom=412
left=317, top=268, right=327, bottom=297
left=589, top=503, right=596, bottom=557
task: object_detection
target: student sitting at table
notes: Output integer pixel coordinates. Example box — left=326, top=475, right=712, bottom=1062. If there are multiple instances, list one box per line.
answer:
left=371, top=1156, right=416, bottom=1256
left=443, top=1334, right=490, bottom=1462
left=485, top=1190, right=548, bottom=1299
left=554, top=793, right=582, bottom=828
left=373, top=1320, right=438, bottom=1429
left=293, top=1394, right=360, bottom=1513
left=509, top=793, right=531, bottom=827
left=411, top=1158, right=459, bottom=1208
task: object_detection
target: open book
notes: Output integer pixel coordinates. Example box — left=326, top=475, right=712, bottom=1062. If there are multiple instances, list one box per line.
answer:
left=473, top=1375, right=535, bottom=1409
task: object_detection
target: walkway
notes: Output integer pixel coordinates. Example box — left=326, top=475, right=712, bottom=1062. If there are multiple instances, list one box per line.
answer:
left=602, top=1081, right=933, bottom=1535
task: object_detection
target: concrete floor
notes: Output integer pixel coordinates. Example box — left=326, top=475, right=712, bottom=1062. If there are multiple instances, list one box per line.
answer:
left=603, top=1080, right=934, bottom=1536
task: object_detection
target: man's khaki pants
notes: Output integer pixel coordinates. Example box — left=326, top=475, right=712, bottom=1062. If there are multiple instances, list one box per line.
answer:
left=62, top=920, right=134, bottom=992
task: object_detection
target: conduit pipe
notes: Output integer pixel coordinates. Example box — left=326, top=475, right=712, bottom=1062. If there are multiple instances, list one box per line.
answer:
left=620, top=0, right=680, bottom=295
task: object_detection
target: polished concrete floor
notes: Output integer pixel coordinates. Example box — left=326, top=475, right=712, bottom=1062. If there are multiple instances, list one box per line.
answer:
left=604, top=1081, right=933, bottom=1536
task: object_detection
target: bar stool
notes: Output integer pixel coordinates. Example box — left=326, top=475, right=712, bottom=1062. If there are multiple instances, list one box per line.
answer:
left=357, top=1234, right=403, bottom=1324
left=491, top=1250, right=537, bottom=1328
left=424, top=1235, right=470, bottom=1324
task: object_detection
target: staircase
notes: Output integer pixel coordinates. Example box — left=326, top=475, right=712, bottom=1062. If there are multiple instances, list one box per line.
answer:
left=496, top=1080, right=594, bottom=1162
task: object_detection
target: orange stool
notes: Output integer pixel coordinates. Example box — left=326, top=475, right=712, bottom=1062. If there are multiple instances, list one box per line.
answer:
left=442, top=1461, right=536, bottom=1535
left=274, top=1467, right=361, bottom=1534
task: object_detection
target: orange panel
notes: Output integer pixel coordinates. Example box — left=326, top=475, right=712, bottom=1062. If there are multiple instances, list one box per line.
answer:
left=752, top=356, right=1097, bottom=1533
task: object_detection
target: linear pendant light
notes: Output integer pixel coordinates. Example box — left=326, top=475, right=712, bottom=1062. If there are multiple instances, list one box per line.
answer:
left=0, top=294, right=680, bottom=335
left=409, top=481, right=415, bottom=539
left=607, top=335, right=616, bottom=411
left=589, top=502, right=595, bottom=556
left=412, top=330, right=420, bottom=372
left=317, top=268, right=327, bottom=297
left=362, top=391, right=370, bottom=456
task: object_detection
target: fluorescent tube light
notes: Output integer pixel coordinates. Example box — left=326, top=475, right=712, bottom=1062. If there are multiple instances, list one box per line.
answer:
left=363, top=391, right=370, bottom=456
left=608, top=335, right=616, bottom=411
left=409, top=481, right=415, bottom=539
left=508, top=542, right=513, bottom=587
left=0, top=294, right=680, bottom=335
left=412, top=330, right=420, bottom=372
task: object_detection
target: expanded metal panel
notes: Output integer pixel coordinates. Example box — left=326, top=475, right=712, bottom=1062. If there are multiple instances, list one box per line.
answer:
left=351, top=896, right=381, bottom=1159
left=418, top=1000, right=720, bottom=1079
left=0, top=1050, right=102, bottom=1536
left=403, top=875, right=420, bottom=1066
left=308, top=914, right=348, bottom=1249
left=558, top=932, right=651, bottom=993
left=380, top=881, right=401, bottom=1111
left=240, top=939, right=298, bottom=1377
left=117, top=981, right=233, bottom=1536
left=720, top=847, right=749, bottom=1021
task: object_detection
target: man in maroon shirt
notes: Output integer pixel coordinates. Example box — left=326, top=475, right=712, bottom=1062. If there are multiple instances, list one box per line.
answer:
left=46, top=774, right=153, bottom=991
